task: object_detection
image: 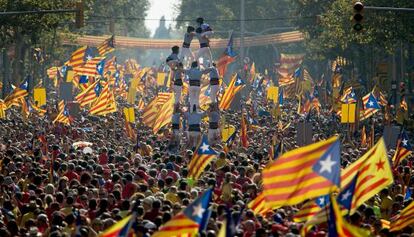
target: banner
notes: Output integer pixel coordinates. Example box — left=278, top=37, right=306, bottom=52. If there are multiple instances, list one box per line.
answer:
left=123, top=107, right=135, bottom=123
left=34, top=88, right=47, bottom=106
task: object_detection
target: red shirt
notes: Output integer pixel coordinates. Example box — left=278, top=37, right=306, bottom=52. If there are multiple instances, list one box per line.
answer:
left=64, top=171, right=79, bottom=181
left=122, top=182, right=137, bottom=199
left=99, top=153, right=108, bottom=165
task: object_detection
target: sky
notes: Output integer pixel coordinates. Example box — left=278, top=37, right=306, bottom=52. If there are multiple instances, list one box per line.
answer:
left=146, top=0, right=180, bottom=37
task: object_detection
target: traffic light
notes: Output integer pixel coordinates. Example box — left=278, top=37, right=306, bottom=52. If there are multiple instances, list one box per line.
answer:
left=75, top=1, right=84, bottom=28
left=353, top=1, right=364, bottom=32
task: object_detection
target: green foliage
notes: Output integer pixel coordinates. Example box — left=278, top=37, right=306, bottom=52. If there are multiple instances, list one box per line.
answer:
left=0, top=0, right=73, bottom=47
left=84, top=0, right=150, bottom=38
left=293, top=0, right=414, bottom=60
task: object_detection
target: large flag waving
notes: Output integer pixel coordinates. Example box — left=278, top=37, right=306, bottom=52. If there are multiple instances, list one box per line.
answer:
left=217, top=32, right=236, bottom=77
left=262, top=136, right=341, bottom=209
left=188, top=135, right=218, bottom=180
left=4, top=79, right=29, bottom=108
left=75, top=80, right=102, bottom=107
left=98, top=35, right=115, bottom=56
left=100, top=214, right=135, bottom=237
left=53, top=100, right=70, bottom=125
left=360, top=92, right=380, bottom=120
left=303, top=138, right=394, bottom=227
left=341, top=138, right=393, bottom=214
left=152, top=189, right=212, bottom=237
left=219, top=74, right=245, bottom=110
left=328, top=196, right=369, bottom=236
left=390, top=200, right=414, bottom=232
left=392, top=129, right=412, bottom=168
left=73, top=56, right=105, bottom=77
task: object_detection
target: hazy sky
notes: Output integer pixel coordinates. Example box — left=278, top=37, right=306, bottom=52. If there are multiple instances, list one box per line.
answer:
left=146, top=0, right=180, bottom=36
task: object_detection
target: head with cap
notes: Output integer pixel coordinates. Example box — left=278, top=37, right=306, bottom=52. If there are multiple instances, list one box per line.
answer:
left=191, top=61, right=198, bottom=68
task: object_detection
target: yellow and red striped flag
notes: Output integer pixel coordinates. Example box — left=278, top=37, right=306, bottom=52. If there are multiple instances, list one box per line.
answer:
left=0, top=100, right=6, bottom=119
left=328, top=196, right=370, bottom=236
left=277, top=53, right=304, bottom=78
left=304, top=137, right=394, bottom=227
left=98, top=35, right=115, bottom=56
left=67, top=46, right=87, bottom=68
left=124, top=119, right=136, bottom=142
left=188, top=135, right=218, bottom=180
left=279, top=76, right=295, bottom=86
left=247, top=192, right=272, bottom=216
left=137, top=98, right=145, bottom=110
left=293, top=198, right=325, bottom=223
left=152, top=189, right=212, bottom=237
left=73, top=56, right=105, bottom=77
left=219, top=74, right=245, bottom=110
left=89, top=83, right=117, bottom=116
left=359, top=92, right=380, bottom=121
left=4, top=79, right=29, bottom=108
left=100, top=214, right=135, bottom=237
left=152, top=96, right=174, bottom=134
left=142, top=97, right=159, bottom=127
left=217, top=32, right=236, bottom=77
left=390, top=200, right=414, bottom=232
left=75, top=80, right=102, bottom=107
left=392, top=130, right=412, bottom=168
left=53, top=100, right=70, bottom=125
left=262, top=136, right=341, bottom=209
left=341, top=138, right=393, bottom=214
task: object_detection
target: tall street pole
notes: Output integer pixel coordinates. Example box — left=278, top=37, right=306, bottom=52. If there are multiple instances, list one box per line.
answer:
left=240, top=0, right=245, bottom=67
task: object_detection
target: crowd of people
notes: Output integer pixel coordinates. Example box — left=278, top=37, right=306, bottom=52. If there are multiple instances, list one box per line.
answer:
left=0, top=17, right=413, bottom=237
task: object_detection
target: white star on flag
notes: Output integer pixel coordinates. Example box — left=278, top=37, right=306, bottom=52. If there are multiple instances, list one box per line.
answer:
left=318, top=197, right=325, bottom=205
left=192, top=204, right=205, bottom=218
left=86, top=55, right=92, bottom=61
left=341, top=190, right=352, bottom=201
left=319, top=154, right=336, bottom=174
left=236, top=79, right=242, bottom=84
left=368, top=101, right=374, bottom=106
left=350, top=92, right=355, bottom=97
left=402, top=139, right=408, bottom=146
left=200, top=143, right=209, bottom=152
left=97, top=65, right=102, bottom=71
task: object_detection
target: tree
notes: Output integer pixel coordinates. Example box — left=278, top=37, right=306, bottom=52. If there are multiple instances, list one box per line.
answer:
left=0, top=0, right=74, bottom=86
left=84, top=0, right=150, bottom=38
left=292, top=0, right=414, bottom=92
